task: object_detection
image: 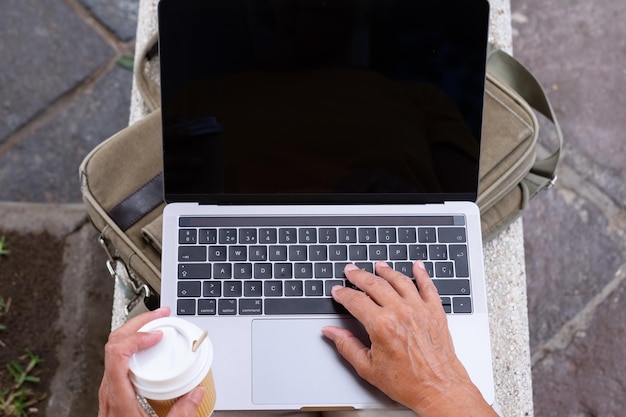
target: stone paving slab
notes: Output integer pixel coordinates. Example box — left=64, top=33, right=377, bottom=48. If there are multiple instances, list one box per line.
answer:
left=531, top=265, right=626, bottom=417
left=0, top=0, right=114, bottom=144
left=0, top=66, right=133, bottom=202
left=80, top=0, right=141, bottom=41
left=511, top=0, right=626, bottom=414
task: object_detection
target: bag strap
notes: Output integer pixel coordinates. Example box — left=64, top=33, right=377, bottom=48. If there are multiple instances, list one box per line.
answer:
left=487, top=47, right=563, bottom=197
left=135, top=32, right=161, bottom=112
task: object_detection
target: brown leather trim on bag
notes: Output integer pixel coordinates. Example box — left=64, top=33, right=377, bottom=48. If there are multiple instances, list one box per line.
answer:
left=108, top=172, right=164, bottom=231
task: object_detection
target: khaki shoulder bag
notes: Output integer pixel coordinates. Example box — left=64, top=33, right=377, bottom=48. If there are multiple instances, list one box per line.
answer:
left=80, top=38, right=562, bottom=314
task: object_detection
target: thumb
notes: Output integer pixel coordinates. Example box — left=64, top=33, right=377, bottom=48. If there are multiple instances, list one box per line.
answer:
left=322, top=326, right=372, bottom=376
left=167, top=386, right=205, bottom=417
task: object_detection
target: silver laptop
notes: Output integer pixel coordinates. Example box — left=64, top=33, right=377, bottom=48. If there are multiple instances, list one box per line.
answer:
left=158, top=0, right=495, bottom=411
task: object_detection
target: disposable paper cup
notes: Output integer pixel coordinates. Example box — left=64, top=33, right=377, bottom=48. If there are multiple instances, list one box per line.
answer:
left=129, top=317, right=216, bottom=417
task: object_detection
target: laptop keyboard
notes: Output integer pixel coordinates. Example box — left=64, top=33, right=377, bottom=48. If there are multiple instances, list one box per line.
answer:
left=175, top=216, right=473, bottom=316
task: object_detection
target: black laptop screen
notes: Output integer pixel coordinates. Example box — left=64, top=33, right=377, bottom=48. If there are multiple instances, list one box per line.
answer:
left=158, top=0, right=489, bottom=204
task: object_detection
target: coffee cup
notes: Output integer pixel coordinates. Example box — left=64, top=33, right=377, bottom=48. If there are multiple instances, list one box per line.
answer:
left=129, top=317, right=216, bottom=417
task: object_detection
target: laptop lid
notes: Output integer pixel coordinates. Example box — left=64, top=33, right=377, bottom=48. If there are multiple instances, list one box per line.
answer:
left=158, top=0, right=490, bottom=206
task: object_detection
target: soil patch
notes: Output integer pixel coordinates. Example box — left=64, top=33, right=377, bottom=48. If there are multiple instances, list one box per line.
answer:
left=0, top=230, right=64, bottom=417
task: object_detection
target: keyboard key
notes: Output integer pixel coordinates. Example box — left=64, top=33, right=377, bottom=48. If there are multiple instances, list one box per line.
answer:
left=289, top=245, right=307, bottom=261
left=239, top=228, right=258, bottom=243
left=394, top=262, right=413, bottom=277
left=213, top=263, right=232, bottom=279
left=358, top=228, right=377, bottom=243
left=264, top=298, right=348, bottom=315
left=178, top=246, right=206, bottom=262
left=329, top=245, right=348, bottom=261
left=260, top=228, right=277, bottom=243
left=429, top=245, right=448, bottom=260
left=409, top=244, right=428, bottom=260
left=435, top=262, right=454, bottom=278
left=449, top=245, right=469, bottom=277
left=299, top=228, right=317, bottom=243
left=314, top=263, right=333, bottom=278
left=279, top=228, right=297, bottom=243
left=198, top=299, right=216, bottom=315
left=275, top=263, right=293, bottom=278
left=319, top=228, right=337, bottom=243
left=208, top=246, right=227, bottom=261
left=229, top=246, right=247, bottom=261
left=355, top=262, right=374, bottom=273
left=398, top=227, right=417, bottom=243
left=305, top=280, right=324, bottom=296
left=219, top=228, right=238, bottom=243
left=378, top=228, right=397, bottom=243
left=349, top=245, right=368, bottom=261
left=269, top=245, right=288, bottom=261
left=178, top=263, right=211, bottom=279
left=338, top=228, right=357, bottom=243
left=177, top=299, right=196, bottom=315
left=369, top=245, right=388, bottom=260
left=233, top=263, right=252, bottom=279
left=389, top=245, right=408, bottom=260
left=218, top=299, right=237, bottom=315
left=249, top=246, right=268, bottom=261
left=285, top=280, right=304, bottom=296
left=453, top=297, right=472, bottom=313
left=309, top=245, right=328, bottom=261
left=438, top=227, right=467, bottom=243
left=198, top=229, right=217, bottom=244
left=224, top=281, right=243, bottom=297
left=294, top=263, right=313, bottom=278
left=264, top=281, right=283, bottom=296
left=179, top=229, right=197, bottom=244
left=239, top=299, right=263, bottom=315
left=325, top=279, right=345, bottom=296
left=333, top=262, right=348, bottom=278
left=254, top=263, right=272, bottom=279
left=178, top=281, right=201, bottom=297
left=432, top=279, right=471, bottom=295
left=244, top=281, right=262, bottom=297
left=203, top=281, right=221, bottom=297
left=418, top=227, right=437, bottom=243
left=334, top=262, right=350, bottom=278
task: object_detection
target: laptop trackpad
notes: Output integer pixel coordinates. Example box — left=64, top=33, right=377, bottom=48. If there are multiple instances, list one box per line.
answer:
left=251, top=318, right=387, bottom=406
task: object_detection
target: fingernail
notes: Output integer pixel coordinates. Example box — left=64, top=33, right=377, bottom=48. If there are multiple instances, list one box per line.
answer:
left=344, top=263, right=358, bottom=272
left=331, top=285, right=344, bottom=296
left=376, top=261, right=391, bottom=268
left=416, top=260, right=426, bottom=270
left=190, top=387, right=205, bottom=405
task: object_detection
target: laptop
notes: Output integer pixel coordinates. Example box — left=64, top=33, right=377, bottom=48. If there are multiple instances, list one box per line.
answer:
left=158, top=0, right=495, bottom=411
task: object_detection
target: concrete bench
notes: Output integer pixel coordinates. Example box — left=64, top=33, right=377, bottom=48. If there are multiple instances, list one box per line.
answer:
left=114, top=1, right=533, bottom=415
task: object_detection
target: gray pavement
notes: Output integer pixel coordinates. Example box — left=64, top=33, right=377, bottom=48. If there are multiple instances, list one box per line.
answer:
left=0, top=0, right=624, bottom=416
left=511, top=0, right=626, bottom=415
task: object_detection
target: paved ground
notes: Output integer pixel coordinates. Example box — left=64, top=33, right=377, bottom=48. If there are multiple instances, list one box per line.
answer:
left=1, top=0, right=625, bottom=416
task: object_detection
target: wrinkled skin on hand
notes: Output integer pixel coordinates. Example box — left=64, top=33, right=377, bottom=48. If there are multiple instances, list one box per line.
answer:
left=322, top=262, right=497, bottom=417
left=98, top=307, right=205, bottom=417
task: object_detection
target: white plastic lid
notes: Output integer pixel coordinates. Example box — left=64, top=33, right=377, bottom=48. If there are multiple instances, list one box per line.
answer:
left=129, top=317, right=213, bottom=400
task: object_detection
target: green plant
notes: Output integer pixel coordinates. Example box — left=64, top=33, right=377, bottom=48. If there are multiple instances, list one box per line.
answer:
left=117, top=55, right=134, bottom=70
left=0, top=236, right=9, bottom=257
left=0, top=297, right=9, bottom=343
left=0, top=350, right=45, bottom=417
left=0, top=297, right=8, bottom=323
